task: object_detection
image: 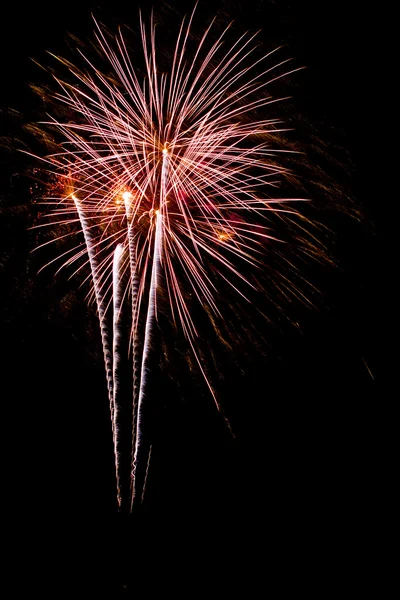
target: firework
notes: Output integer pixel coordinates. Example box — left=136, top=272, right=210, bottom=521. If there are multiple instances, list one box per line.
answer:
left=34, top=8, right=317, bottom=508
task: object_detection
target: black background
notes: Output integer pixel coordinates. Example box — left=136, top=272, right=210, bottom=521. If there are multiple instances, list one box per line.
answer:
left=1, top=1, right=378, bottom=595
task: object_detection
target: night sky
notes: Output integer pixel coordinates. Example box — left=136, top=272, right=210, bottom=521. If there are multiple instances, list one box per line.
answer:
left=1, top=1, right=377, bottom=595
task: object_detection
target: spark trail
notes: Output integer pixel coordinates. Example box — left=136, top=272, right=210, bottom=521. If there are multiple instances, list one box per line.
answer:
left=73, top=194, right=121, bottom=506
left=112, top=243, right=124, bottom=505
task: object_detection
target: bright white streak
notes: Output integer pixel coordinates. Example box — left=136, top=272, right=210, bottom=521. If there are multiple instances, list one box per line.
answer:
left=124, top=192, right=142, bottom=509
left=131, top=151, right=166, bottom=504
left=73, top=195, right=120, bottom=501
left=131, top=209, right=162, bottom=502
left=112, top=242, right=124, bottom=507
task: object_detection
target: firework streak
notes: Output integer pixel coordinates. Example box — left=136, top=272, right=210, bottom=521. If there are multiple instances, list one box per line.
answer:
left=37, top=8, right=309, bottom=508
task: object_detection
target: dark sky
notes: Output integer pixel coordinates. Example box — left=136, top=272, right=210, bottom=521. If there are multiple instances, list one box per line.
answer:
left=1, top=1, right=377, bottom=595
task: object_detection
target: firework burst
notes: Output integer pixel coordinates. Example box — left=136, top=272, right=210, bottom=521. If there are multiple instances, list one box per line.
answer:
left=31, top=8, right=324, bottom=508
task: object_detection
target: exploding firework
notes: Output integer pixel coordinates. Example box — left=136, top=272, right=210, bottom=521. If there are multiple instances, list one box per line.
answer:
left=31, top=7, right=327, bottom=509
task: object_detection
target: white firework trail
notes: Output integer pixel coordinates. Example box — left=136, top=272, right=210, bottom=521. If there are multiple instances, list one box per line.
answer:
left=132, top=192, right=164, bottom=503
left=112, top=242, right=124, bottom=506
left=72, top=195, right=121, bottom=499
left=123, top=192, right=141, bottom=506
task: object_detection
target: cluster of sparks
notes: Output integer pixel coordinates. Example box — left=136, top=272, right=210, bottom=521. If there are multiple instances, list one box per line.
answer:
left=35, top=9, right=310, bottom=509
